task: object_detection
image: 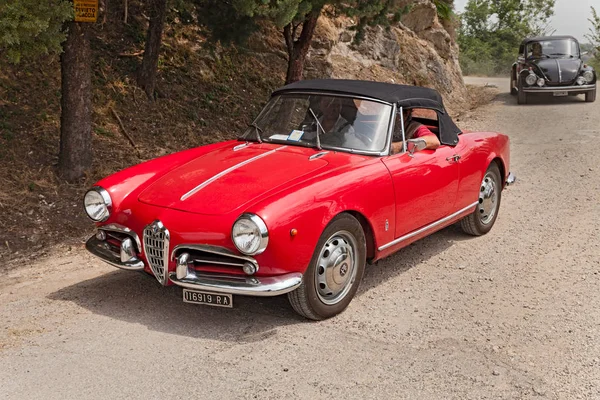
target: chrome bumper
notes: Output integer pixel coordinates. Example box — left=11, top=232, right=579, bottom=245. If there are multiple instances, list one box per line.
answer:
left=506, top=172, right=516, bottom=187
left=85, top=235, right=145, bottom=271
left=169, top=271, right=303, bottom=297
left=523, top=84, right=595, bottom=93
left=87, top=234, right=303, bottom=297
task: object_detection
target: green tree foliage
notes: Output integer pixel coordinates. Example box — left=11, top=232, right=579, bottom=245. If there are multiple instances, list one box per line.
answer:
left=0, top=0, right=72, bottom=63
left=458, top=0, right=555, bottom=76
left=586, top=6, right=600, bottom=69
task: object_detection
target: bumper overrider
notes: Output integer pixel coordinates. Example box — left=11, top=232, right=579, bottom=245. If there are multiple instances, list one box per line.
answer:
left=523, top=84, right=595, bottom=93
left=506, top=172, right=516, bottom=186
left=85, top=228, right=303, bottom=297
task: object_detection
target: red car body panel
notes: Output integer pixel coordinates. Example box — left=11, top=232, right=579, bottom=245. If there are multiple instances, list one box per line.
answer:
left=91, top=127, right=509, bottom=282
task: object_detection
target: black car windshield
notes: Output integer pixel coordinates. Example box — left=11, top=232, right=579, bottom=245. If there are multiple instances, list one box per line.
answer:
left=240, top=94, right=392, bottom=153
left=527, top=39, right=579, bottom=59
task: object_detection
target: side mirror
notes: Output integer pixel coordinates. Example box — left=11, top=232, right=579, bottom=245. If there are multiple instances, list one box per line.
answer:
left=407, top=139, right=427, bottom=156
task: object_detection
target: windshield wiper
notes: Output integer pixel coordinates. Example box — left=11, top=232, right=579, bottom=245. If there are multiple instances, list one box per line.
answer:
left=247, top=122, right=263, bottom=143
left=307, top=107, right=323, bottom=150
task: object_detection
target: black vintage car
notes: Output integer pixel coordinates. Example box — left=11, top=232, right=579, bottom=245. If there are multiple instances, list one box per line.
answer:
left=510, top=36, right=596, bottom=104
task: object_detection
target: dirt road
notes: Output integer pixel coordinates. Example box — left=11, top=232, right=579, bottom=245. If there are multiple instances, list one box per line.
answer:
left=2, top=78, right=599, bottom=399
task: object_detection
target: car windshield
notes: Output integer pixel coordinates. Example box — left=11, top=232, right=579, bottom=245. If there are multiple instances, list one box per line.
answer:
left=527, top=39, right=579, bottom=59
left=240, top=94, right=393, bottom=153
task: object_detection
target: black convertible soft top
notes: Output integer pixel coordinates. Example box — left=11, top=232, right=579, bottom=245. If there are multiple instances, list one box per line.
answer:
left=272, top=79, right=461, bottom=146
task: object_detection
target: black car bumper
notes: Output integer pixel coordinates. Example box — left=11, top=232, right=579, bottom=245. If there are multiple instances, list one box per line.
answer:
left=523, top=84, right=595, bottom=94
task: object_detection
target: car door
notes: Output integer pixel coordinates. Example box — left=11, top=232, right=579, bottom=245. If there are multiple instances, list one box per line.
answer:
left=382, top=144, right=461, bottom=238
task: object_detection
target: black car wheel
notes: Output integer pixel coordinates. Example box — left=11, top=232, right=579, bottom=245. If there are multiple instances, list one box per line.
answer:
left=460, top=163, right=502, bottom=236
left=586, top=89, right=596, bottom=103
left=510, top=70, right=518, bottom=96
left=288, top=213, right=366, bottom=320
left=517, top=78, right=528, bottom=104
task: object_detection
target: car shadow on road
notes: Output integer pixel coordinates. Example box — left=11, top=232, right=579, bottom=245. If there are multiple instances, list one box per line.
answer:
left=47, top=223, right=472, bottom=342
left=497, top=91, right=587, bottom=106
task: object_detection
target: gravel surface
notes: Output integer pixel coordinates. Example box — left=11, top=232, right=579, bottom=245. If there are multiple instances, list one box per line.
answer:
left=2, top=78, right=599, bottom=399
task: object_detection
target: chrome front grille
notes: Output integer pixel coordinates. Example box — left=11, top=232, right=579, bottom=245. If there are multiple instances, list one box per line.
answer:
left=143, top=220, right=170, bottom=285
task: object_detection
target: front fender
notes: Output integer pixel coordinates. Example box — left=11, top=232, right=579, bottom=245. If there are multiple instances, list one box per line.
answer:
left=250, top=157, right=395, bottom=274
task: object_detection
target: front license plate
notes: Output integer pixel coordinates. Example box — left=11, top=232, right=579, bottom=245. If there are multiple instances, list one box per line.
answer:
left=183, top=289, right=233, bottom=308
left=553, top=91, right=568, bottom=97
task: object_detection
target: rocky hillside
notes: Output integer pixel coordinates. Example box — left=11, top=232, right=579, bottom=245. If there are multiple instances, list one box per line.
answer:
left=305, top=0, right=467, bottom=114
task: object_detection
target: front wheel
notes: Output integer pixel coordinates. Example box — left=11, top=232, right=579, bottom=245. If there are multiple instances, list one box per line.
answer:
left=460, top=163, right=502, bottom=236
left=510, top=71, right=518, bottom=95
left=517, top=79, right=528, bottom=104
left=288, top=214, right=366, bottom=320
left=586, top=89, right=596, bottom=103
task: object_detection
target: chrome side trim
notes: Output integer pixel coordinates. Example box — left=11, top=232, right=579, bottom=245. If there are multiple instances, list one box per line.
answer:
left=180, top=146, right=288, bottom=201
left=98, top=223, right=142, bottom=251
left=169, top=271, right=303, bottom=297
left=378, top=202, right=479, bottom=251
left=523, top=84, right=595, bottom=93
left=86, top=236, right=145, bottom=271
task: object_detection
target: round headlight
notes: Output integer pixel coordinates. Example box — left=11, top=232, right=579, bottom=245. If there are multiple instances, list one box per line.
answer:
left=525, top=74, right=537, bottom=86
left=537, top=78, right=545, bottom=87
left=84, top=187, right=112, bottom=222
left=231, top=213, right=268, bottom=255
left=577, top=76, right=586, bottom=86
left=583, top=70, right=594, bottom=83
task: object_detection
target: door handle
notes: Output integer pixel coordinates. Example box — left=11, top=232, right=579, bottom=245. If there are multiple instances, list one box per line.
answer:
left=446, top=154, right=461, bottom=162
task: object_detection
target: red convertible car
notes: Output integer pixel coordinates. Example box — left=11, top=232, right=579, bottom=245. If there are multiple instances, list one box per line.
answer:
left=84, top=79, right=515, bottom=320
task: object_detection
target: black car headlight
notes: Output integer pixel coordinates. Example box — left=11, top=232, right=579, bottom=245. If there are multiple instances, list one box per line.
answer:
left=231, top=213, right=268, bottom=255
left=84, top=187, right=112, bottom=222
left=583, top=70, right=594, bottom=83
left=525, top=73, right=537, bottom=86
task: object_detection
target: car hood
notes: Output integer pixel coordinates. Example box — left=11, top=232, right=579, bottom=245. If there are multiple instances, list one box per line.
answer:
left=532, top=58, right=581, bottom=84
left=138, top=144, right=328, bottom=215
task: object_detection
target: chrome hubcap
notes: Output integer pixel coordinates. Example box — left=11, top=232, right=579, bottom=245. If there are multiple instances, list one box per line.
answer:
left=478, top=173, right=498, bottom=225
left=315, top=231, right=357, bottom=305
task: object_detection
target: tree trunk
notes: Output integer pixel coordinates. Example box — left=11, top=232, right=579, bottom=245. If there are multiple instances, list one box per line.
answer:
left=284, top=9, right=321, bottom=85
left=58, top=22, right=92, bottom=182
left=138, top=0, right=167, bottom=100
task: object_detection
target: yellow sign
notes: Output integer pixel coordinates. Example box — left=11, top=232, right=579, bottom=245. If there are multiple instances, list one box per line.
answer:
left=74, top=0, right=98, bottom=23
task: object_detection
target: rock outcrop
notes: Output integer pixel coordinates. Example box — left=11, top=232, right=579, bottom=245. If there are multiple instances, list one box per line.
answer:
left=304, top=0, right=467, bottom=114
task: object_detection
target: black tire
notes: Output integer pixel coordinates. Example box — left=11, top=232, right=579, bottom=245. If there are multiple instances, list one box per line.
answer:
left=288, top=213, right=366, bottom=320
left=517, top=78, right=528, bottom=104
left=510, top=70, right=518, bottom=96
left=460, top=163, right=502, bottom=236
left=586, top=89, right=596, bottom=103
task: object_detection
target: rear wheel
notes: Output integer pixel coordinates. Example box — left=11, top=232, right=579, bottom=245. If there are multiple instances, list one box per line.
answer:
left=461, top=163, right=502, bottom=236
left=288, top=214, right=366, bottom=320
left=586, top=89, right=596, bottom=103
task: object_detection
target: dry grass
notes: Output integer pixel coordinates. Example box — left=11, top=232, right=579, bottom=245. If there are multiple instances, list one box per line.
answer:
left=0, top=6, right=285, bottom=264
